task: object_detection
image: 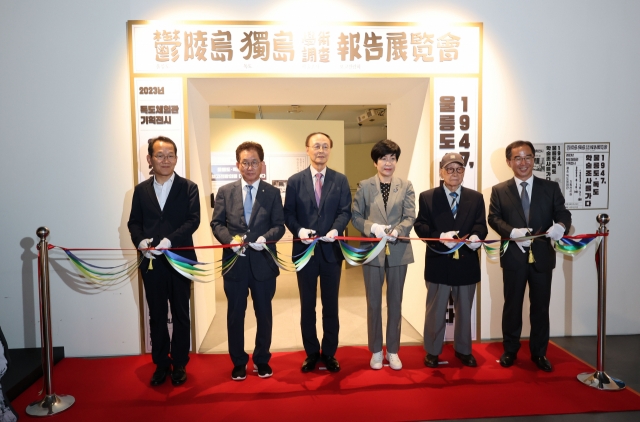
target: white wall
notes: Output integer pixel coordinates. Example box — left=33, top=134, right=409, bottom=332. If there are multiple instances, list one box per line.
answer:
left=1, top=0, right=639, bottom=356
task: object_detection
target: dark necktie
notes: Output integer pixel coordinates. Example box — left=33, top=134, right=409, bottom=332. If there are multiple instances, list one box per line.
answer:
left=244, top=185, right=253, bottom=224
left=450, top=192, right=458, bottom=218
left=520, top=181, right=530, bottom=223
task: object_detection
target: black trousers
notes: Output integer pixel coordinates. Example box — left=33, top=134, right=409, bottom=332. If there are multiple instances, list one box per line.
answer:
left=224, top=261, right=276, bottom=367
left=502, top=264, right=553, bottom=357
left=296, top=252, right=342, bottom=357
left=141, top=257, right=192, bottom=368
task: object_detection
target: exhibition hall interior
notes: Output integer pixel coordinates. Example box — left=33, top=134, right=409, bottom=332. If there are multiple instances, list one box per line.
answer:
left=1, top=1, right=640, bottom=421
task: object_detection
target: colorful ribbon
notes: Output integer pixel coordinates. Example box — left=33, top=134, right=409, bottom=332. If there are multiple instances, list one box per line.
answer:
left=555, top=236, right=600, bottom=256
left=55, top=232, right=607, bottom=284
left=60, top=248, right=143, bottom=286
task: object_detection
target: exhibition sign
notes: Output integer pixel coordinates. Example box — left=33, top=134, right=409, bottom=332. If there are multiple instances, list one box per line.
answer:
left=532, top=142, right=610, bottom=210
left=130, top=22, right=480, bottom=75
left=127, top=20, right=483, bottom=347
left=564, top=143, right=610, bottom=210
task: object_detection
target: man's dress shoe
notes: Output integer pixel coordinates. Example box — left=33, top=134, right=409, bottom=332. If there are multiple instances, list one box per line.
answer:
left=424, top=354, right=439, bottom=368
left=499, top=352, right=517, bottom=368
left=321, top=354, right=341, bottom=373
left=531, top=355, right=553, bottom=372
left=150, top=366, right=171, bottom=386
left=301, top=353, right=320, bottom=373
left=171, top=366, right=187, bottom=386
left=455, top=351, right=478, bottom=367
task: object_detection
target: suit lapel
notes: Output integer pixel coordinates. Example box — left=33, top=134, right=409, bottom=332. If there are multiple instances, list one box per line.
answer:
left=318, top=168, right=334, bottom=211
left=163, top=173, right=182, bottom=211
left=528, top=177, right=545, bottom=233
left=144, top=177, right=162, bottom=212
left=303, top=167, right=318, bottom=210
left=371, top=177, right=387, bottom=223
left=454, top=187, right=473, bottom=233
left=506, top=178, right=528, bottom=225
left=435, top=185, right=456, bottom=227
left=249, top=180, right=267, bottom=227
left=230, top=180, right=246, bottom=226
left=385, top=176, right=401, bottom=219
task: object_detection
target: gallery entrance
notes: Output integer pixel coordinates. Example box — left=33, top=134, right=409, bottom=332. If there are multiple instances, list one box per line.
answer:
left=184, top=77, right=432, bottom=352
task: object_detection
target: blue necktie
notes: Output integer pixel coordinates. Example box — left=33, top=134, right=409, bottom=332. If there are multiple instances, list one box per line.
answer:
left=450, top=192, right=458, bottom=218
left=244, top=185, right=253, bottom=225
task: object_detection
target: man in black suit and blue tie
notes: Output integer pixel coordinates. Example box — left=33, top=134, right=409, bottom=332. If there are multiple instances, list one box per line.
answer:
left=284, top=132, right=352, bottom=373
left=211, top=141, right=285, bottom=381
left=489, top=140, right=571, bottom=372
left=128, top=136, right=200, bottom=387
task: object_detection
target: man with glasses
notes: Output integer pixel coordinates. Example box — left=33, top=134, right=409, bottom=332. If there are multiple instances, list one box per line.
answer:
left=414, top=152, right=487, bottom=368
left=284, top=132, right=352, bottom=373
left=488, top=140, right=571, bottom=372
left=211, top=141, right=285, bottom=381
left=128, top=136, right=200, bottom=387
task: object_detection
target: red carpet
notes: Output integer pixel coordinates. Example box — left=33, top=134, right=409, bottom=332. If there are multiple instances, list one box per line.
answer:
left=11, top=341, right=640, bottom=421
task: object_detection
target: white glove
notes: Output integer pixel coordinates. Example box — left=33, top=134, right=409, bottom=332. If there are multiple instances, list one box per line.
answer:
left=371, top=223, right=390, bottom=239
left=138, top=238, right=154, bottom=259
left=150, top=237, right=171, bottom=255
left=546, top=223, right=565, bottom=241
left=321, top=229, right=338, bottom=242
left=511, top=228, right=532, bottom=253
left=249, top=236, right=267, bottom=251
left=440, top=231, right=459, bottom=249
left=230, top=237, right=246, bottom=256
left=467, top=234, right=482, bottom=250
left=387, top=229, right=399, bottom=242
left=298, top=228, right=315, bottom=245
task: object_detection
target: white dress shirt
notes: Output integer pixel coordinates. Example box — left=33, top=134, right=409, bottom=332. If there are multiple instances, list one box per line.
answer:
left=514, top=175, right=534, bottom=202
left=153, top=172, right=175, bottom=211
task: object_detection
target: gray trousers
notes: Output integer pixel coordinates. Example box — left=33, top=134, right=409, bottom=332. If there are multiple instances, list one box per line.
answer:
left=424, top=282, right=476, bottom=356
left=362, top=263, right=408, bottom=354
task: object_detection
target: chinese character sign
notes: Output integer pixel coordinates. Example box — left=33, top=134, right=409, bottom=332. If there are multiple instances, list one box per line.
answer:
left=432, top=77, right=479, bottom=190
left=134, top=77, right=185, bottom=183
left=533, top=143, right=564, bottom=194
left=131, top=23, right=480, bottom=75
left=564, top=143, right=610, bottom=210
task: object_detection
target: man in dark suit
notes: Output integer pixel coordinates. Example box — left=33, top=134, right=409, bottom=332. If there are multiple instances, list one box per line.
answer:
left=211, top=141, right=285, bottom=381
left=488, top=140, right=571, bottom=372
left=284, top=132, right=352, bottom=373
left=128, top=136, right=200, bottom=387
left=414, top=152, right=488, bottom=368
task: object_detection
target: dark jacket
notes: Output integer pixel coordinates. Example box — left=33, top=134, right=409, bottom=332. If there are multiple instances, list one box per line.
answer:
left=414, top=184, right=488, bottom=286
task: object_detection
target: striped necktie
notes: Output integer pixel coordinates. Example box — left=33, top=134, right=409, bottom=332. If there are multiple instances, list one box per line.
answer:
left=450, top=192, right=458, bottom=218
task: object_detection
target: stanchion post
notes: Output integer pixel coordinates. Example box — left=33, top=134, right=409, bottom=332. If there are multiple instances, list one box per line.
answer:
left=577, top=214, right=625, bottom=390
left=26, top=227, right=76, bottom=416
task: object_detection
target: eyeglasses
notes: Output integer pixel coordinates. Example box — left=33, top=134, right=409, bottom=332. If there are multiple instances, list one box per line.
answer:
left=379, top=156, right=397, bottom=163
left=239, top=160, right=261, bottom=169
left=444, top=167, right=465, bottom=174
left=512, top=155, right=534, bottom=164
left=310, top=144, right=330, bottom=151
left=153, top=154, right=177, bottom=162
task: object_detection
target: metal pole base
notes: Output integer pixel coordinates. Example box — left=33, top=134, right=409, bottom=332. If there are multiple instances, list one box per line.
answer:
left=26, top=394, right=75, bottom=417
left=578, top=371, right=626, bottom=391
